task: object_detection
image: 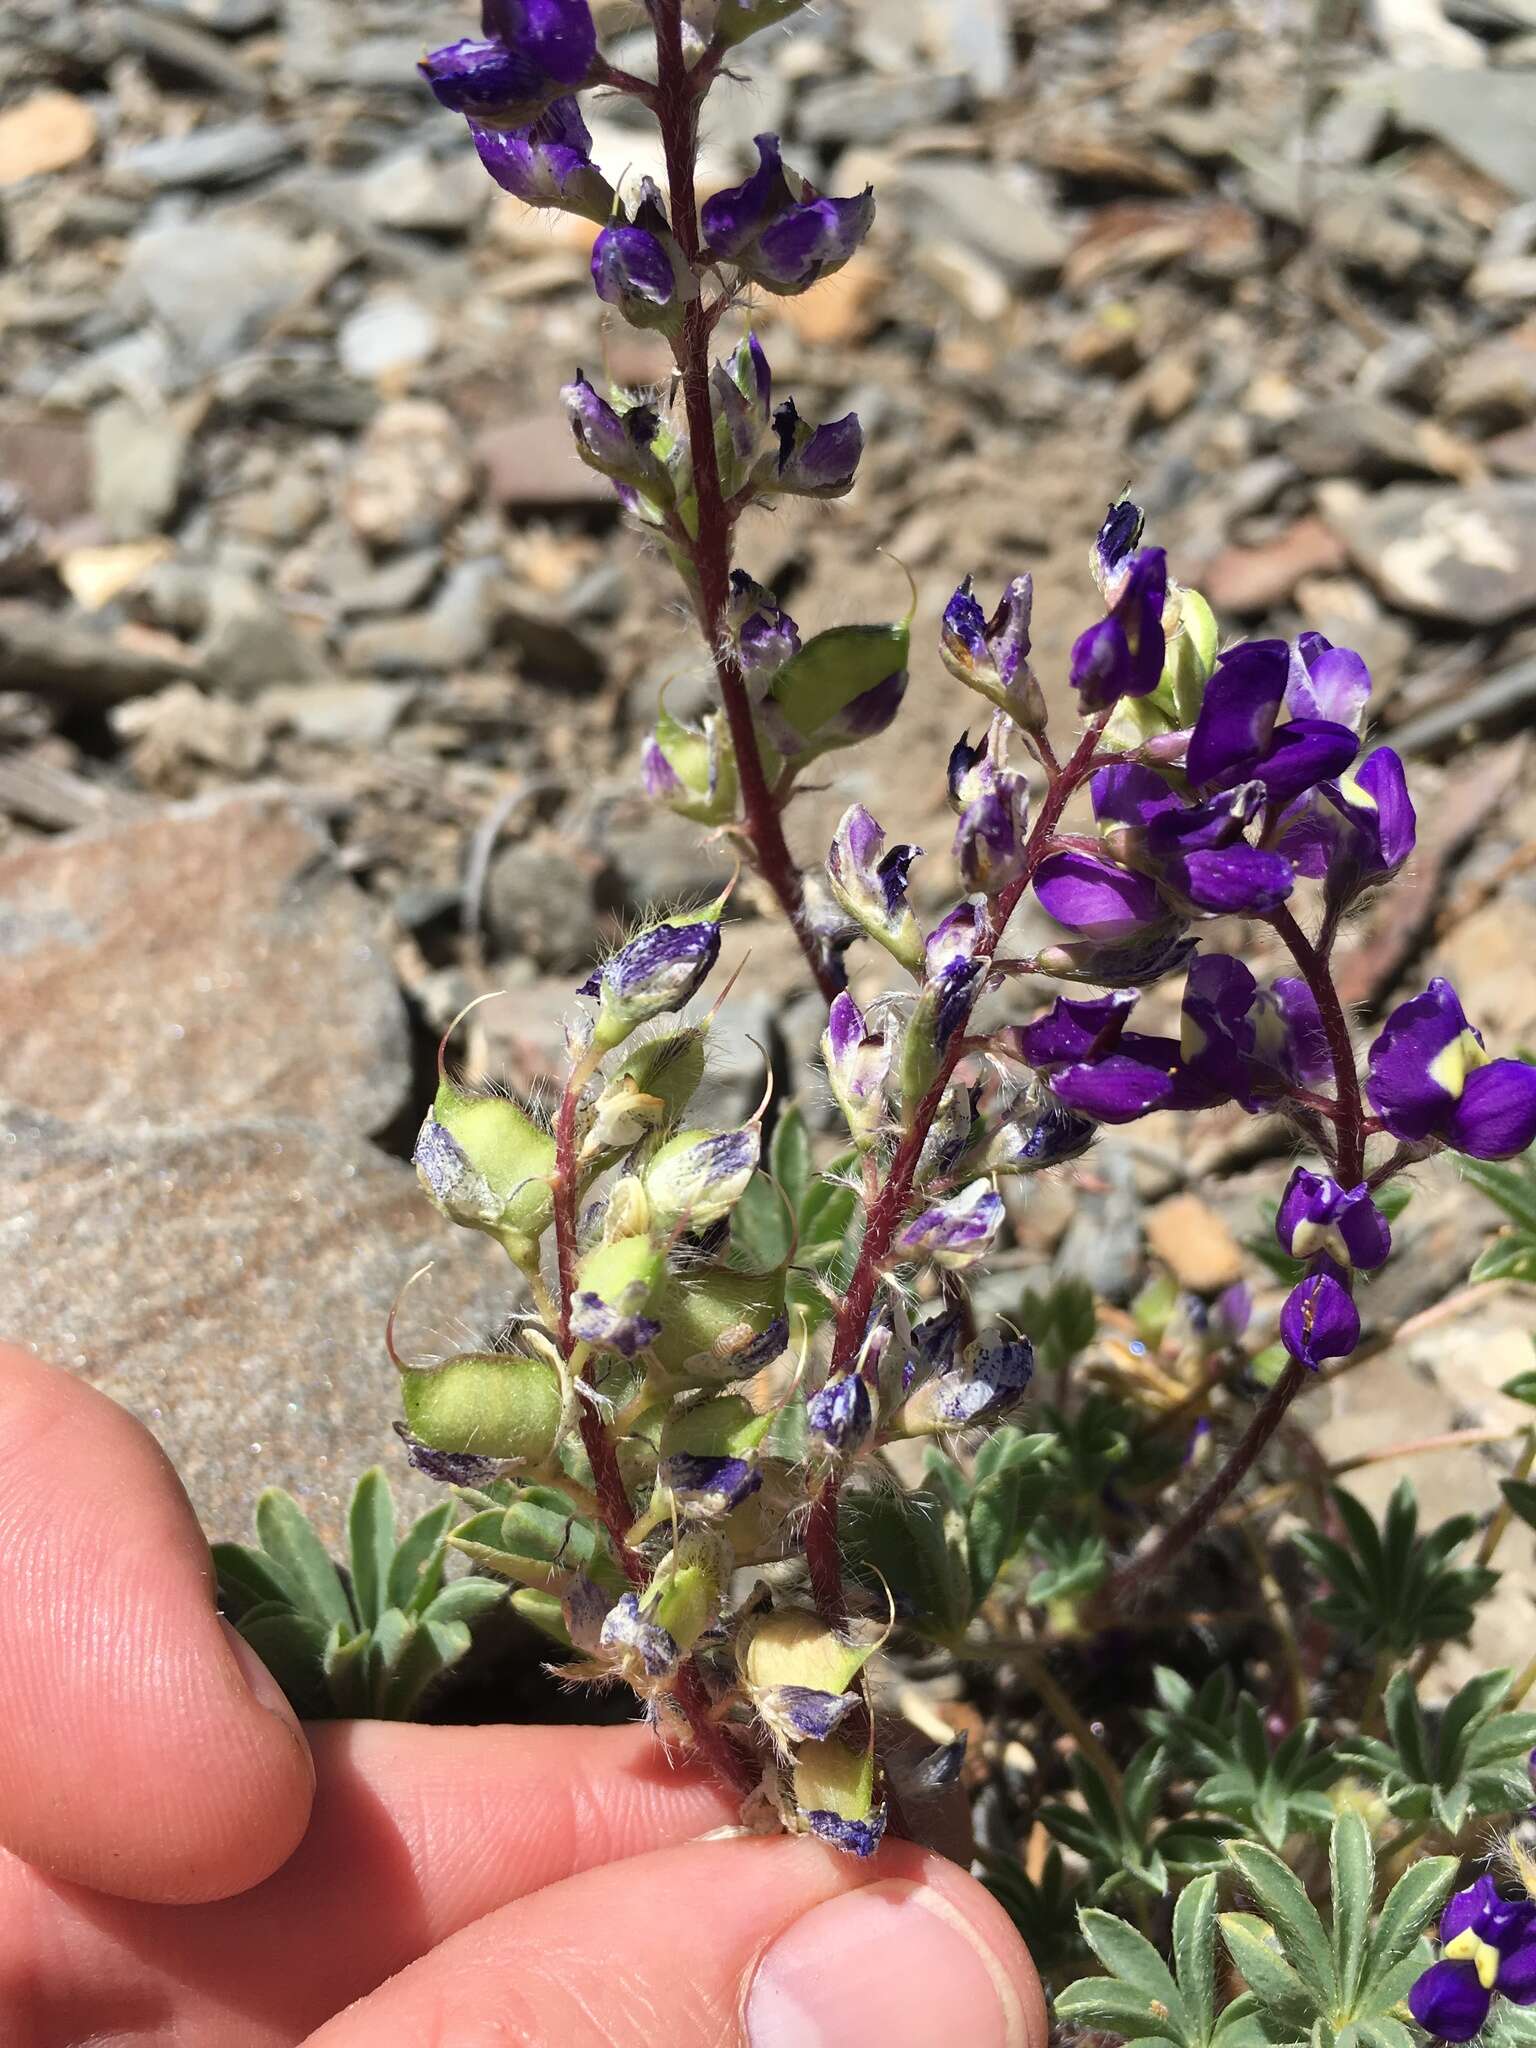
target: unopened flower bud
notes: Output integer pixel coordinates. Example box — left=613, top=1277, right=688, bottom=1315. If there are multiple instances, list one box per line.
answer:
left=590, top=180, right=698, bottom=334
left=1279, top=1261, right=1359, bottom=1369
left=579, top=911, right=723, bottom=1049
left=940, top=575, right=1045, bottom=729
left=1070, top=546, right=1168, bottom=710
left=562, top=372, right=669, bottom=499
left=730, top=569, right=801, bottom=688
left=954, top=769, right=1029, bottom=895
left=766, top=397, right=863, bottom=499
left=1275, top=1168, right=1390, bottom=1272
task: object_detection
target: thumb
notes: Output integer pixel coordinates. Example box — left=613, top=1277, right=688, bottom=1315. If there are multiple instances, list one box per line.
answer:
left=303, top=1831, right=1044, bottom=2048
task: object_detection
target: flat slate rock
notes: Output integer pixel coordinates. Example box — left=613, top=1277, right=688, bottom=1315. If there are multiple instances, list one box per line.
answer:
left=0, top=790, right=411, bottom=1135
left=0, top=1112, right=516, bottom=1545
left=1335, top=481, right=1536, bottom=624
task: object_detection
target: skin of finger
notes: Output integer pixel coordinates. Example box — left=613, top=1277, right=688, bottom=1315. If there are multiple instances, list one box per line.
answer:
left=299, top=1835, right=1047, bottom=2048
left=0, top=1722, right=738, bottom=2048
left=0, top=1345, right=314, bottom=1904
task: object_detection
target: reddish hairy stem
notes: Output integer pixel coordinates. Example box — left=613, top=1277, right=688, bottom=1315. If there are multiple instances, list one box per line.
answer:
left=650, top=0, right=841, bottom=1004
left=1101, top=901, right=1370, bottom=1606
left=804, top=716, right=1112, bottom=1627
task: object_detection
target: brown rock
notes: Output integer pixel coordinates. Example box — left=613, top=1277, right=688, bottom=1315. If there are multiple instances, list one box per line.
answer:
left=0, top=419, right=92, bottom=528
left=1144, top=1193, right=1245, bottom=1294
left=769, top=250, right=890, bottom=347
left=476, top=412, right=616, bottom=514
left=1202, top=516, right=1348, bottom=615
left=0, top=791, right=410, bottom=1135
left=0, top=1111, right=514, bottom=1544
left=0, top=91, right=97, bottom=186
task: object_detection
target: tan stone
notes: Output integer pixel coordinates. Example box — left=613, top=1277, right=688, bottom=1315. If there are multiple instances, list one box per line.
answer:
left=0, top=91, right=97, bottom=187
left=1143, top=1193, right=1245, bottom=1293
left=0, top=791, right=410, bottom=1135
left=769, top=251, right=890, bottom=347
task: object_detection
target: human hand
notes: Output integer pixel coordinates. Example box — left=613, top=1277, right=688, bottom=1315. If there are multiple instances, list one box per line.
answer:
left=0, top=1346, right=1043, bottom=2046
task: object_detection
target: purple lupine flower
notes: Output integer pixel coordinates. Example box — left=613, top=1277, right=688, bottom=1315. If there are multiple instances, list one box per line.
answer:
left=898, top=1328, right=1035, bottom=1432
left=1161, top=844, right=1295, bottom=918
left=1035, top=849, right=1170, bottom=940
left=925, top=897, right=985, bottom=976
left=1091, top=760, right=1184, bottom=831
left=659, top=1452, right=763, bottom=1512
left=1101, top=776, right=1294, bottom=919
left=570, top=1290, right=662, bottom=1357
left=821, top=991, right=891, bottom=1150
left=939, top=576, right=1043, bottom=724
left=826, top=804, right=923, bottom=968
left=1047, top=1044, right=1183, bottom=1123
left=1285, top=631, right=1371, bottom=732
left=701, top=133, right=874, bottom=293
left=1247, top=973, right=1333, bottom=1100
left=806, top=1372, right=874, bottom=1456
left=599, top=1591, right=681, bottom=1679
left=392, top=1422, right=508, bottom=1487
left=1277, top=748, right=1416, bottom=909
left=591, top=182, right=696, bottom=332
left=955, top=770, right=1029, bottom=895
left=730, top=569, right=800, bottom=684
left=470, top=96, right=611, bottom=218
left=899, top=1179, right=1005, bottom=1270
left=1410, top=1879, right=1536, bottom=2043
left=1276, top=1168, right=1391, bottom=1271
left=1367, top=978, right=1536, bottom=1159
left=807, top=1806, right=887, bottom=1858
left=579, top=915, right=722, bottom=1043
left=420, top=0, right=596, bottom=123
left=771, top=398, right=863, bottom=498
left=1092, top=498, right=1146, bottom=592
left=1014, top=991, right=1137, bottom=1070
left=561, top=372, right=667, bottom=494
left=1187, top=639, right=1358, bottom=803
left=1178, top=952, right=1259, bottom=1099
left=1070, top=546, right=1168, bottom=709
left=986, top=1101, right=1098, bottom=1173
left=1279, top=1262, right=1359, bottom=1368
left=1215, top=1282, right=1252, bottom=1340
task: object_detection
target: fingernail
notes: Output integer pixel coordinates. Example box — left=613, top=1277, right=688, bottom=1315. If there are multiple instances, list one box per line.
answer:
left=745, top=1879, right=1025, bottom=2048
left=219, top=1617, right=316, bottom=1783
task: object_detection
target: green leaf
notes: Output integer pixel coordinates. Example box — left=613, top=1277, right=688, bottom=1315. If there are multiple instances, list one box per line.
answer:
left=1457, top=1151, right=1536, bottom=1236
left=1502, top=1370, right=1536, bottom=1408
left=1502, top=1479, right=1536, bottom=1535
left=380, top=1616, right=473, bottom=1719
left=1055, top=1976, right=1186, bottom=2043
left=1471, top=1239, right=1536, bottom=1285
left=842, top=1486, right=972, bottom=1639
left=420, top=1578, right=505, bottom=1626
left=1172, top=1874, right=1220, bottom=2043
left=390, top=1501, right=454, bottom=1615
left=346, top=1468, right=395, bottom=1633
left=239, top=1610, right=330, bottom=1717
left=1079, top=1908, right=1189, bottom=2032
left=213, top=1540, right=300, bottom=1618
left=770, top=1105, right=812, bottom=1216
left=1225, top=1841, right=1334, bottom=2012
left=254, top=1489, right=354, bottom=1631
left=1329, top=1814, right=1374, bottom=2012
left=322, top=1622, right=374, bottom=1718
left=730, top=1170, right=793, bottom=1270
left=1362, top=1857, right=1458, bottom=1990
left=509, top=1586, right=571, bottom=1646
left=1219, top=1914, right=1312, bottom=2017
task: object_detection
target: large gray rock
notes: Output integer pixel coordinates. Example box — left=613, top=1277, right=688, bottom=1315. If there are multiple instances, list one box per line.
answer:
left=1383, top=67, right=1536, bottom=198
left=0, top=791, right=411, bottom=1135
left=1335, top=482, right=1536, bottom=623
left=123, top=217, right=334, bottom=373
left=0, top=1111, right=517, bottom=1545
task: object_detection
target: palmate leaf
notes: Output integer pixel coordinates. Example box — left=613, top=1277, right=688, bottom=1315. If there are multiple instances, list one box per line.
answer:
left=217, top=1470, right=504, bottom=1719
left=981, top=1843, right=1086, bottom=1978
left=1336, top=1667, right=1536, bottom=1834
left=1060, top=1876, right=1258, bottom=2048
left=1293, top=1480, right=1496, bottom=1657
left=1040, top=1743, right=1226, bottom=1903
left=1147, top=1670, right=1338, bottom=1850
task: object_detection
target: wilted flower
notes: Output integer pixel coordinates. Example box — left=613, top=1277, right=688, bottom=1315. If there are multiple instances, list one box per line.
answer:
left=806, top=1372, right=874, bottom=1457
left=701, top=133, right=874, bottom=293
left=1366, top=979, right=1536, bottom=1161
left=826, top=805, right=923, bottom=971
left=562, top=372, right=669, bottom=497
left=822, top=991, right=892, bottom=1151
left=768, top=398, right=863, bottom=499
left=940, top=576, right=1044, bottom=727
left=899, top=1178, right=1005, bottom=1270
left=579, top=914, right=722, bottom=1048
left=644, top=1124, right=761, bottom=1232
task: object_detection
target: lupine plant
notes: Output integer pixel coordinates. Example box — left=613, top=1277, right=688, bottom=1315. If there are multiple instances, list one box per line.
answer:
left=221, top=0, right=1536, bottom=2034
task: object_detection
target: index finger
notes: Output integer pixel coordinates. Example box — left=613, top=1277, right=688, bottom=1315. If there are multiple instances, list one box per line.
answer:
left=0, top=1345, right=314, bottom=1903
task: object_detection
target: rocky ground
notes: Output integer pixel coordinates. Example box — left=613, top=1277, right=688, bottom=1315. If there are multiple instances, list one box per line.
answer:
left=1, top=0, right=1534, bottom=1669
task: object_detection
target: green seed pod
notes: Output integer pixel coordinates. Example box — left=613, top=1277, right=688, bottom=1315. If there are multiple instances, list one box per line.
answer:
left=413, top=1015, right=556, bottom=1271
left=647, top=1267, right=789, bottom=1386
left=621, top=1028, right=709, bottom=1120
left=716, top=0, right=808, bottom=47
left=398, top=1351, right=567, bottom=1467
left=643, top=707, right=741, bottom=827
left=643, top=1124, right=761, bottom=1234
left=1163, top=585, right=1218, bottom=726
left=719, top=1460, right=802, bottom=1563
left=791, top=1734, right=886, bottom=1855
left=645, top=1529, right=732, bottom=1653
left=767, top=618, right=910, bottom=764
left=660, top=1392, right=772, bottom=1462
left=571, top=1234, right=666, bottom=1357
left=739, top=1605, right=879, bottom=1699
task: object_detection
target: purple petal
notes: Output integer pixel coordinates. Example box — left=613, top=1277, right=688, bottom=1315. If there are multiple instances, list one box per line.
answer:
left=806, top=1373, right=873, bottom=1455
left=1286, top=633, right=1372, bottom=730
left=1092, top=761, right=1184, bottom=828
left=1050, top=1049, right=1178, bottom=1123
left=1165, top=845, right=1295, bottom=917
left=1014, top=991, right=1137, bottom=1069
left=1186, top=639, right=1289, bottom=790
left=806, top=1806, right=887, bottom=1858
left=1279, top=1266, right=1359, bottom=1369
left=1035, top=850, right=1168, bottom=940
left=1450, top=1059, right=1536, bottom=1161
left=1252, top=717, right=1359, bottom=805
left=1443, top=1878, right=1502, bottom=1945
left=1410, top=1961, right=1493, bottom=2043
left=1366, top=978, right=1476, bottom=1143
left=392, top=1422, right=507, bottom=1486
left=418, top=37, right=544, bottom=118
left=591, top=223, right=677, bottom=310
left=1095, top=498, right=1145, bottom=579
left=660, top=1452, right=762, bottom=1508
